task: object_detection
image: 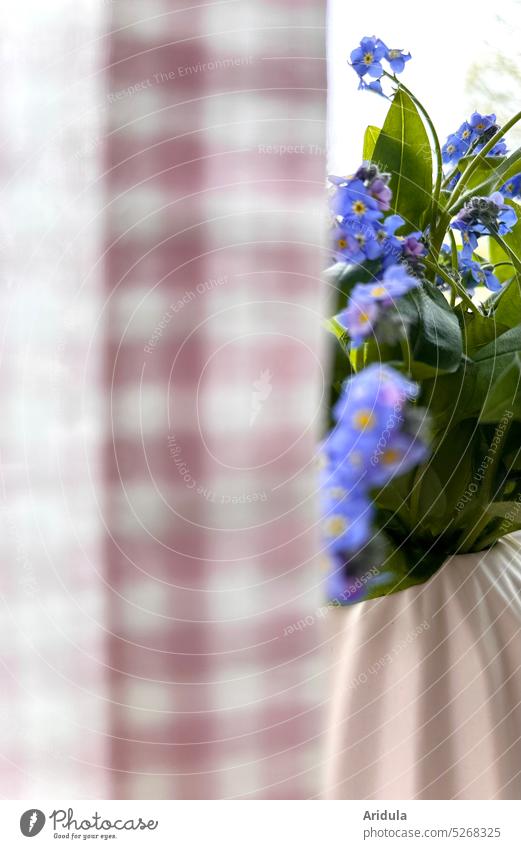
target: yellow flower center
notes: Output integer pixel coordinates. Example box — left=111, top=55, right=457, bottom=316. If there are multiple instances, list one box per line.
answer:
left=363, top=52, right=374, bottom=64
left=338, top=237, right=347, bottom=249
left=370, top=285, right=387, bottom=297
left=388, top=50, right=401, bottom=59
left=462, top=129, right=471, bottom=139
left=476, top=122, right=485, bottom=130
left=329, top=486, right=347, bottom=500
left=353, top=409, right=375, bottom=430
left=355, top=234, right=366, bottom=245
left=447, top=144, right=455, bottom=153
left=382, top=448, right=401, bottom=465
left=352, top=200, right=367, bottom=215
left=357, top=309, right=371, bottom=325
left=325, top=515, right=349, bottom=537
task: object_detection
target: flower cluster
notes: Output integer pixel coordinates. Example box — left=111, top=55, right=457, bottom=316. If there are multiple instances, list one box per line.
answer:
left=321, top=364, right=428, bottom=603
left=350, top=36, right=411, bottom=95
left=330, top=166, right=427, bottom=268
left=451, top=192, right=517, bottom=251
left=336, top=264, right=420, bottom=347
left=442, top=112, right=508, bottom=168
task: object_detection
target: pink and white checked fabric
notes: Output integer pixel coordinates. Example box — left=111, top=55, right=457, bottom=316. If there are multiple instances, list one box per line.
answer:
left=0, top=0, right=327, bottom=799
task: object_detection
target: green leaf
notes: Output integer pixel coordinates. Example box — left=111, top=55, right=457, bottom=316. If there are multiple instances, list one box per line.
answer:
left=371, top=89, right=433, bottom=231
left=399, top=283, right=463, bottom=372
left=461, top=309, right=511, bottom=354
left=494, top=147, right=521, bottom=187
left=363, top=125, right=380, bottom=160
left=455, top=155, right=505, bottom=194
left=415, top=466, right=448, bottom=534
left=453, top=148, right=521, bottom=211
left=485, top=501, right=521, bottom=519
left=421, top=360, right=477, bottom=431
left=474, top=324, right=521, bottom=361
left=479, top=353, right=521, bottom=422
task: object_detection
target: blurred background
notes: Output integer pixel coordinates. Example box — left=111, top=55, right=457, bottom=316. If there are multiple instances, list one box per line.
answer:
left=1, top=0, right=519, bottom=801
left=0, top=0, right=327, bottom=799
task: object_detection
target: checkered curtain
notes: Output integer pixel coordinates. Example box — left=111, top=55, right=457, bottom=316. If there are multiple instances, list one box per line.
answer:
left=0, top=0, right=327, bottom=799
left=104, top=0, right=327, bottom=800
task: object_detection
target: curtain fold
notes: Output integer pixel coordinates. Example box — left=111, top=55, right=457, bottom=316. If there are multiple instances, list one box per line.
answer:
left=0, top=1, right=109, bottom=798
left=102, top=0, right=327, bottom=799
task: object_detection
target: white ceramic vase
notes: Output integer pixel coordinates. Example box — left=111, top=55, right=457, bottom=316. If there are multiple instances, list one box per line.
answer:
left=323, top=532, right=521, bottom=799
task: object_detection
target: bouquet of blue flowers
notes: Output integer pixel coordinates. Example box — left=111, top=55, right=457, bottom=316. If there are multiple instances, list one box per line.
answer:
left=323, top=36, right=521, bottom=605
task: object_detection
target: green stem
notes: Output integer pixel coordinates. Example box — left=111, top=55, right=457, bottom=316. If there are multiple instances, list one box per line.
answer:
left=409, top=463, right=426, bottom=532
left=448, top=230, right=459, bottom=306
left=400, top=334, right=412, bottom=376
left=489, top=227, right=521, bottom=277
left=423, top=258, right=480, bottom=315
left=354, top=344, right=365, bottom=372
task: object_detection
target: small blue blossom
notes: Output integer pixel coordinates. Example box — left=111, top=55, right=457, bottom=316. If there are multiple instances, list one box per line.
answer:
left=469, top=111, right=496, bottom=133
left=402, top=232, right=427, bottom=261
left=457, top=121, right=475, bottom=144
left=459, top=255, right=501, bottom=292
left=483, top=139, right=508, bottom=157
left=384, top=46, right=411, bottom=74
left=377, top=214, right=405, bottom=267
left=330, top=179, right=383, bottom=225
left=336, top=297, right=379, bottom=348
left=502, top=174, right=521, bottom=199
left=442, top=133, right=467, bottom=166
left=321, top=491, right=374, bottom=554
left=358, top=77, right=384, bottom=96
left=490, top=192, right=517, bottom=233
left=366, top=176, right=392, bottom=211
left=331, top=222, right=382, bottom=264
left=332, top=364, right=418, bottom=430
left=350, top=37, right=386, bottom=79
left=351, top=264, right=420, bottom=305
left=365, top=431, right=429, bottom=487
